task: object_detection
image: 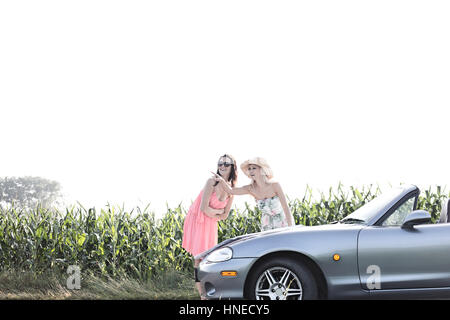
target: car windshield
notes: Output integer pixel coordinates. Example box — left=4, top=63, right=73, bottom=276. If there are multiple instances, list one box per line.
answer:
left=340, top=187, right=406, bottom=224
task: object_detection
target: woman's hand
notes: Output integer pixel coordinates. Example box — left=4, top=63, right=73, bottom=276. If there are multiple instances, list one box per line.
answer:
left=211, top=171, right=225, bottom=183
left=204, top=207, right=225, bottom=218
left=211, top=172, right=251, bottom=196
left=211, top=171, right=231, bottom=192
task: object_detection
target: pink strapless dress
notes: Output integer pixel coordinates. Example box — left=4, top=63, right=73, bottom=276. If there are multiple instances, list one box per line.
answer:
left=182, top=190, right=229, bottom=257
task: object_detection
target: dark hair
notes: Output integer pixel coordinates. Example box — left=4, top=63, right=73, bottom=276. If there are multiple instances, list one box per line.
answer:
left=214, top=154, right=238, bottom=188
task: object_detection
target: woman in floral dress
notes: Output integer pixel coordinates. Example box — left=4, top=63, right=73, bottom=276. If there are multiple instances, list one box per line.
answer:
left=213, top=157, right=294, bottom=231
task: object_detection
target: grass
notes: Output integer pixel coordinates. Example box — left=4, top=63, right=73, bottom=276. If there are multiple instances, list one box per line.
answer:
left=0, top=269, right=197, bottom=300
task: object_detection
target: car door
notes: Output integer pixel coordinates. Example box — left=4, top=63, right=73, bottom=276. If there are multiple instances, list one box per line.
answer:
left=358, top=193, right=450, bottom=290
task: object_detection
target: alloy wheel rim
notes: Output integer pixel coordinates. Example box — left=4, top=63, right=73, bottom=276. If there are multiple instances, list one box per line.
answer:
left=255, top=266, right=303, bottom=300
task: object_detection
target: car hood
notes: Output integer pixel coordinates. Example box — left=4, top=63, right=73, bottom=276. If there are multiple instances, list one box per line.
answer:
left=194, top=222, right=364, bottom=260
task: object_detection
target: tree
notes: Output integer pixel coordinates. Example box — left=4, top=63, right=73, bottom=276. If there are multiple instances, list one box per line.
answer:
left=0, top=176, right=62, bottom=209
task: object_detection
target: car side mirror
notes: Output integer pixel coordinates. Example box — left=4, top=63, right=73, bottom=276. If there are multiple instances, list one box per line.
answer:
left=401, top=210, right=431, bottom=229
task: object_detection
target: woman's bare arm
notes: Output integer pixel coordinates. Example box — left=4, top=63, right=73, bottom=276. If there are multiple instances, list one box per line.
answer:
left=216, top=195, right=234, bottom=221
left=212, top=172, right=251, bottom=196
left=200, top=178, right=225, bottom=217
left=273, top=182, right=294, bottom=226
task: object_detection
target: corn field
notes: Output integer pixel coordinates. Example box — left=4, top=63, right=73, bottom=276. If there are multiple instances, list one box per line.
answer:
left=0, top=184, right=447, bottom=281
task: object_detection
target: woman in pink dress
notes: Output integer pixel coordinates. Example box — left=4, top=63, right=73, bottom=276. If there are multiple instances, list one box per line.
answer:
left=182, top=154, right=237, bottom=299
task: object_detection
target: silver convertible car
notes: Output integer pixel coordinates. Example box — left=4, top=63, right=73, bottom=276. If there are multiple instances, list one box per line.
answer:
left=197, top=184, right=450, bottom=299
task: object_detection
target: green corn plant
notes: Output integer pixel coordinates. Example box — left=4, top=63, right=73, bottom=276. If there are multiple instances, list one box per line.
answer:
left=0, top=184, right=447, bottom=281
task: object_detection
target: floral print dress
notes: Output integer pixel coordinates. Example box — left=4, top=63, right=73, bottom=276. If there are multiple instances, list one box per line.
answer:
left=257, top=195, right=288, bottom=231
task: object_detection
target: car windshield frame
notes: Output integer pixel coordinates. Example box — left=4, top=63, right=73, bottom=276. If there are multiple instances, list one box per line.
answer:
left=341, top=187, right=413, bottom=225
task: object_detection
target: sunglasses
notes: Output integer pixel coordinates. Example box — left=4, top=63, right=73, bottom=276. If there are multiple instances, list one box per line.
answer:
left=218, top=162, right=233, bottom=167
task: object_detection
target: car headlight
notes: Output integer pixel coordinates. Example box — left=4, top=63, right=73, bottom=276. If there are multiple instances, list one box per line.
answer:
left=205, top=247, right=233, bottom=263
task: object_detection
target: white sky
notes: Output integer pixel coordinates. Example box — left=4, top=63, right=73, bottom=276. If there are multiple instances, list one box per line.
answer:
left=1, top=1, right=449, bottom=217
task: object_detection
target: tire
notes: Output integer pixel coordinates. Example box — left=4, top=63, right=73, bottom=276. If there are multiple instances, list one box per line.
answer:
left=245, top=256, right=319, bottom=300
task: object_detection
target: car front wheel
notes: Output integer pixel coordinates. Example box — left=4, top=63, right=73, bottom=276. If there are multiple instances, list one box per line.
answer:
left=245, top=257, right=318, bottom=300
